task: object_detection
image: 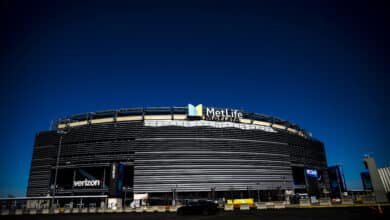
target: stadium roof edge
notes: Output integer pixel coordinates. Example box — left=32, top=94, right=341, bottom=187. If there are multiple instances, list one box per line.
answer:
left=53, top=106, right=314, bottom=140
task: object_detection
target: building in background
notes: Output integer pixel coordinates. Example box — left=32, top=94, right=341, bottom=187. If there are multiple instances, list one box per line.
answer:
left=361, top=171, right=373, bottom=191
left=378, top=167, right=390, bottom=193
left=378, top=167, right=390, bottom=201
left=362, top=156, right=388, bottom=203
left=328, top=165, right=346, bottom=197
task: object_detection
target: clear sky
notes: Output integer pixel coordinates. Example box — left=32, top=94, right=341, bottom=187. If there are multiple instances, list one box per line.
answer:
left=0, top=0, right=388, bottom=196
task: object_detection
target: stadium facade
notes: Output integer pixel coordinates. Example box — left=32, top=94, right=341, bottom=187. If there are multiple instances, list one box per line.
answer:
left=27, top=105, right=329, bottom=206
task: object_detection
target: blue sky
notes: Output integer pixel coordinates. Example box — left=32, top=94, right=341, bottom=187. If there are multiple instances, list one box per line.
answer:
left=0, top=0, right=388, bottom=196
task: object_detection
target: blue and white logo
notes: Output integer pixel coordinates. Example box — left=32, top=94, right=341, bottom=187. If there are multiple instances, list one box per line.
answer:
left=188, top=104, right=203, bottom=117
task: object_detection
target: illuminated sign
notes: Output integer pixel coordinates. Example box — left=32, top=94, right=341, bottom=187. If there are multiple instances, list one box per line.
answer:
left=188, top=104, right=203, bottom=117
left=73, top=179, right=101, bottom=187
left=306, top=169, right=318, bottom=178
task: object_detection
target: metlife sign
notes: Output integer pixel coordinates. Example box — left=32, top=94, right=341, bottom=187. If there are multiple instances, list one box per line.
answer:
left=205, top=107, right=243, bottom=122
left=188, top=104, right=243, bottom=122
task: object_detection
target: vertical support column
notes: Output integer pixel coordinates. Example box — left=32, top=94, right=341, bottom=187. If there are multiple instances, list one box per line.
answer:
left=103, top=167, right=106, bottom=189
left=109, top=162, right=119, bottom=197
left=72, top=169, right=76, bottom=190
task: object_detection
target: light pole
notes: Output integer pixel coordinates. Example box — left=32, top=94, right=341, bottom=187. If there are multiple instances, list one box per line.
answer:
left=256, top=182, right=260, bottom=202
left=211, top=187, right=216, bottom=201
left=52, top=129, right=67, bottom=209
left=172, top=188, right=174, bottom=206
left=123, top=186, right=127, bottom=208
left=172, top=185, right=177, bottom=207
left=175, top=184, right=178, bottom=204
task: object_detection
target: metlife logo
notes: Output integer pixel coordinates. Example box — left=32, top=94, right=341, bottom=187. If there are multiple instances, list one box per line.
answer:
left=188, top=104, right=203, bottom=117
left=188, top=104, right=243, bottom=122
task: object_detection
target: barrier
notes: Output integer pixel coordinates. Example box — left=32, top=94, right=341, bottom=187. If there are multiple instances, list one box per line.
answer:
left=274, top=202, right=285, bottom=209
left=361, top=196, right=376, bottom=204
left=240, top=204, right=250, bottom=210
left=227, top=198, right=254, bottom=208
left=319, top=198, right=331, bottom=206
left=224, top=204, right=234, bottom=211
left=342, top=199, right=353, bottom=205
left=256, top=202, right=267, bottom=210
left=1, top=210, right=9, bottom=215
left=15, top=209, right=23, bottom=215
left=362, top=200, right=376, bottom=204
left=155, top=206, right=167, bottom=212
left=168, top=206, right=179, bottom=212
left=135, top=207, right=146, bottom=213
left=299, top=199, right=310, bottom=206
left=5, top=202, right=390, bottom=216
left=124, top=208, right=135, bottom=213
left=145, top=207, right=155, bottom=213
left=265, top=202, right=275, bottom=209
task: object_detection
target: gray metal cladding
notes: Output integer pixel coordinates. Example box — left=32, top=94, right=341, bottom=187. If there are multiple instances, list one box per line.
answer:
left=133, top=125, right=294, bottom=193
left=27, top=120, right=328, bottom=196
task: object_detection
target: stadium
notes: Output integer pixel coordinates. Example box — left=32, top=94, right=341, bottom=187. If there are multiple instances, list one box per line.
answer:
left=27, top=105, right=329, bottom=208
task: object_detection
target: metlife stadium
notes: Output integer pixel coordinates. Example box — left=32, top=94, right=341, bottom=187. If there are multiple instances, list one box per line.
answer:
left=27, top=104, right=329, bottom=208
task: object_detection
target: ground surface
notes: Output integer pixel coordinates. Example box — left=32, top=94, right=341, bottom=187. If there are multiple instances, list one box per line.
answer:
left=1, top=207, right=388, bottom=220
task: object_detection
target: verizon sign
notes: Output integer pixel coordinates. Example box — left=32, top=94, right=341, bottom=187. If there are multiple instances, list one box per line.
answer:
left=73, top=179, right=101, bottom=187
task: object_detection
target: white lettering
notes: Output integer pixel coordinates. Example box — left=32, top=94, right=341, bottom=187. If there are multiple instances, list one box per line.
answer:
left=73, top=179, right=101, bottom=187
left=206, top=108, right=214, bottom=116
left=205, top=107, right=243, bottom=122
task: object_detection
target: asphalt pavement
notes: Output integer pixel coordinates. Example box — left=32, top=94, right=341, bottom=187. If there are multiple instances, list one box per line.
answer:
left=1, top=207, right=388, bottom=220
